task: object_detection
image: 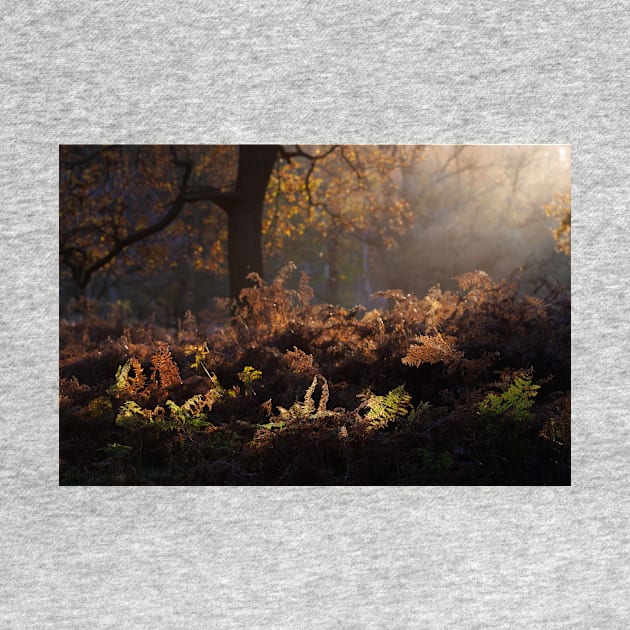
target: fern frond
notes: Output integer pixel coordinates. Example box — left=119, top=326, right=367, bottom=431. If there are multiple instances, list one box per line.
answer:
left=455, top=270, right=494, bottom=291
left=128, top=357, right=146, bottom=392
left=402, top=334, right=464, bottom=369
left=115, top=400, right=149, bottom=429
left=238, top=366, right=263, bottom=388
left=363, top=385, right=412, bottom=430
left=272, top=261, right=297, bottom=288
left=317, top=377, right=329, bottom=416
left=479, top=375, right=540, bottom=423
left=302, top=375, right=318, bottom=415
left=180, top=394, right=208, bottom=416
left=283, top=347, right=317, bottom=375
left=150, top=342, right=181, bottom=387
left=107, top=357, right=146, bottom=397
left=298, top=271, right=314, bottom=307
left=267, top=375, right=331, bottom=426
left=108, top=360, right=132, bottom=397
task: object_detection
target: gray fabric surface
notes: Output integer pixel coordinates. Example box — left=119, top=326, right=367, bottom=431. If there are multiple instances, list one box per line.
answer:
left=1, top=1, right=628, bottom=627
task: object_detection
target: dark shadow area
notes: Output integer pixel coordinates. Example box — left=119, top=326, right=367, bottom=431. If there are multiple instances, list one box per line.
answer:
left=60, top=265, right=570, bottom=485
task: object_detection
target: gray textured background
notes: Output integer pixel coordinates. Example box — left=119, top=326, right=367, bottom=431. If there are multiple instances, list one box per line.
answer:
left=1, top=1, right=628, bottom=627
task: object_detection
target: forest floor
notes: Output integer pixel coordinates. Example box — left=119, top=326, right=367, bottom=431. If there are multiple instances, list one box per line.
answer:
left=60, top=265, right=570, bottom=485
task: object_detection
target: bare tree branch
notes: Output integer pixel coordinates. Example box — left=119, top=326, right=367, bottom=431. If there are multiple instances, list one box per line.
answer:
left=183, top=186, right=237, bottom=209
left=60, top=146, right=109, bottom=169
left=278, top=145, right=339, bottom=163
left=69, top=148, right=194, bottom=288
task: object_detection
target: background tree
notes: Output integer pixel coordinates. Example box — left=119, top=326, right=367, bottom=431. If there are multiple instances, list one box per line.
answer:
left=60, top=144, right=421, bottom=307
left=544, top=188, right=571, bottom=255
left=263, top=145, right=421, bottom=302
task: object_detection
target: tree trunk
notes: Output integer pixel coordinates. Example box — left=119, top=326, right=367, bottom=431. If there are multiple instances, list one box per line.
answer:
left=227, top=145, right=278, bottom=299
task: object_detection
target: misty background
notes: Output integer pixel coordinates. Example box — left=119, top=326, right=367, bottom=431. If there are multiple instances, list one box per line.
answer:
left=60, top=144, right=570, bottom=324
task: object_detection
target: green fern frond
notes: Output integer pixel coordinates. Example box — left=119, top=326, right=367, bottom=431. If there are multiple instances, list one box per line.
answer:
left=478, top=376, right=540, bottom=423
left=107, top=360, right=132, bottom=397
left=115, top=400, right=149, bottom=429
left=363, top=385, right=413, bottom=430
left=238, top=366, right=263, bottom=396
left=265, top=375, right=330, bottom=427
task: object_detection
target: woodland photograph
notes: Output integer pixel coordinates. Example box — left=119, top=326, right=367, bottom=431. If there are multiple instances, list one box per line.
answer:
left=59, top=144, right=571, bottom=485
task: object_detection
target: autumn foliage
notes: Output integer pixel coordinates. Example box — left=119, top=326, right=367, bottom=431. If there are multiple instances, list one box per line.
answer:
left=60, top=265, right=570, bottom=485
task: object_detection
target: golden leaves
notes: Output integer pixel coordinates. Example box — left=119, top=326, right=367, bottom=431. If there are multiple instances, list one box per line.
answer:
left=544, top=190, right=571, bottom=255
left=262, top=145, right=422, bottom=259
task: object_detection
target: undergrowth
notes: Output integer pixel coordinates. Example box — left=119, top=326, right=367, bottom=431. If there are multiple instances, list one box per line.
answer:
left=60, top=264, right=570, bottom=485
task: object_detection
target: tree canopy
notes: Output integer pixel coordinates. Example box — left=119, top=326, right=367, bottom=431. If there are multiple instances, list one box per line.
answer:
left=60, top=144, right=422, bottom=302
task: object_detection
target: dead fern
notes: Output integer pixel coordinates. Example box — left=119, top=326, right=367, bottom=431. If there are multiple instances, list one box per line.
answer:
left=150, top=342, right=182, bottom=387
left=107, top=358, right=146, bottom=398
left=317, top=377, right=330, bottom=416
left=282, top=347, right=318, bottom=375
left=422, top=285, right=459, bottom=333
left=273, top=260, right=297, bottom=288
left=272, top=374, right=331, bottom=424
left=523, top=294, right=548, bottom=322
left=234, top=262, right=302, bottom=341
left=455, top=270, right=494, bottom=292
left=298, top=270, right=315, bottom=307
left=59, top=376, right=91, bottom=408
left=177, top=310, right=198, bottom=343
left=402, top=333, right=464, bottom=372
left=127, top=357, right=146, bottom=393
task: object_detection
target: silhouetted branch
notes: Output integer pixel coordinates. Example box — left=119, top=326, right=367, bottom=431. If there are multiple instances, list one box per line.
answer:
left=278, top=145, right=338, bottom=163
left=70, top=148, right=194, bottom=288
